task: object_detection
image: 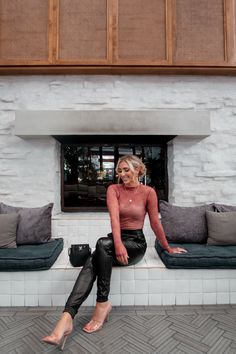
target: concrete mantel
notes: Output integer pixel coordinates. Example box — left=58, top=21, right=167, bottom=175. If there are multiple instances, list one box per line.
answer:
left=14, top=110, right=211, bottom=138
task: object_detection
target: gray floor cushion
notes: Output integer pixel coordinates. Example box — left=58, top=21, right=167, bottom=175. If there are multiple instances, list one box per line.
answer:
left=0, top=238, right=63, bottom=271
left=155, top=240, right=236, bottom=269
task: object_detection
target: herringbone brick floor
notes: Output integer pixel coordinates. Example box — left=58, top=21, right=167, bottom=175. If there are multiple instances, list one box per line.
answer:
left=0, top=305, right=235, bottom=354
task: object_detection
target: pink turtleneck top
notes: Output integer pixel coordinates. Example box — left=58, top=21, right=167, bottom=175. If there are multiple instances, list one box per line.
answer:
left=106, top=184, right=169, bottom=250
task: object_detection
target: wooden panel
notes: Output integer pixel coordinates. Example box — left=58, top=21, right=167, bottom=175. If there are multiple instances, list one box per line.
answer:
left=0, top=0, right=49, bottom=62
left=173, top=0, right=225, bottom=64
left=58, top=0, right=108, bottom=62
left=116, top=0, right=167, bottom=63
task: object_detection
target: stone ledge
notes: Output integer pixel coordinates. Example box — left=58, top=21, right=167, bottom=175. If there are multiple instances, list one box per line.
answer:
left=0, top=247, right=235, bottom=307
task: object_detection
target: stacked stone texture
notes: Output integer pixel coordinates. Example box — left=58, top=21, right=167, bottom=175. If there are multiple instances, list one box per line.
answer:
left=0, top=75, right=236, bottom=213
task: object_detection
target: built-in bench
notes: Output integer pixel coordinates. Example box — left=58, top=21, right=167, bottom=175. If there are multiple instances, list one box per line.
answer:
left=0, top=213, right=236, bottom=307
left=1, top=246, right=236, bottom=307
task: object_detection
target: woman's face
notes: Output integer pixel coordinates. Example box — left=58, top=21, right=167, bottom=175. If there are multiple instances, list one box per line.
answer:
left=117, top=161, right=139, bottom=186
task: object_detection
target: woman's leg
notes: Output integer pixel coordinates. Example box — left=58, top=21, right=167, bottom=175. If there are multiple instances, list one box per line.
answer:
left=83, top=231, right=147, bottom=333
left=95, top=231, right=147, bottom=302
left=42, top=254, right=97, bottom=346
left=63, top=254, right=97, bottom=318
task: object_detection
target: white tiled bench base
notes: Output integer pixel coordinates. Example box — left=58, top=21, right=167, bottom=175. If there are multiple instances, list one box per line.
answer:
left=0, top=247, right=236, bottom=307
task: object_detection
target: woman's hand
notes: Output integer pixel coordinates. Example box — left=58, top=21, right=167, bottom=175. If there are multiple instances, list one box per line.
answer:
left=167, top=247, right=187, bottom=254
left=115, top=242, right=129, bottom=265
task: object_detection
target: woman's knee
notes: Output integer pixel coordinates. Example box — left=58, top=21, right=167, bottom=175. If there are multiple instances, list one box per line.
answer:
left=96, top=237, right=113, bottom=253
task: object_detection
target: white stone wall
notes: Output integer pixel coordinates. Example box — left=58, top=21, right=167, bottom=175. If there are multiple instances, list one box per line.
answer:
left=0, top=75, right=236, bottom=216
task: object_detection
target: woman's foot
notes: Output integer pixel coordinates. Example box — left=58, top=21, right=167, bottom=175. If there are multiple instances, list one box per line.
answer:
left=83, top=301, right=112, bottom=334
left=42, top=312, right=73, bottom=350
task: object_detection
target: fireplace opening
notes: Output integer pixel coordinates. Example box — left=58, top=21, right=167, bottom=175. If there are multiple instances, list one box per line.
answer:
left=57, top=135, right=174, bottom=212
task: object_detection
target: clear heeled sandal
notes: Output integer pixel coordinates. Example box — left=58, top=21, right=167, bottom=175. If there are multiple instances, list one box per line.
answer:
left=83, top=304, right=112, bottom=334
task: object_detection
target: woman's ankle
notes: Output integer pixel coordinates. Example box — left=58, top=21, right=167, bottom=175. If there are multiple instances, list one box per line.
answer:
left=96, top=301, right=111, bottom=308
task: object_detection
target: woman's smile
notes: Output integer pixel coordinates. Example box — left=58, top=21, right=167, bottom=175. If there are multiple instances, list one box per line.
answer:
left=117, top=161, right=139, bottom=186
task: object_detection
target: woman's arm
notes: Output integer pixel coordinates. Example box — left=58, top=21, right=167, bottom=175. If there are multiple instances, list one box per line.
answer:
left=146, top=188, right=186, bottom=254
left=106, top=185, right=129, bottom=264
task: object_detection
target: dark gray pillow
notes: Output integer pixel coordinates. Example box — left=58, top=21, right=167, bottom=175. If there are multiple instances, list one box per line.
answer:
left=0, top=203, right=53, bottom=245
left=214, top=203, right=236, bottom=212
left=159, top=201, right=214, bottom=243
left=0, top=213, right=18, bottom=248
left=206, top=211, right=236, bottom=245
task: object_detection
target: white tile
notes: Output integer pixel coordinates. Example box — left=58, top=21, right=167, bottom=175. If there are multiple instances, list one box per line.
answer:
left=203, top=293, right=217, bottom=305
left=63, top=269, right=80, bottom=281
left=190, top=279, right=203, bottom=293
left=52, top=295, right=66, bottom=306
left=25, top=295, right=39, bottom=306
left=217, top=293, right=230, bottom=304
left=162, top=294, right=175, bottom=305
left=148, top=280, right=162, bottom=294
left=134, top=269, right=148, bottom=280
left=202, top=270, right=216, bottom=279
left=229, top=279, right=236, bottom=292
left=111, top=269, right=120, bottom=281
left=109, top=294, right=121, bottom=306
left=121, top=280, right=135, bottom=294
left=0, top=281, right=11, bottom=294
left=0, top=295, right=11, bottom=306
left=38, top=295, right=52, bottom=306
left=0, top=273, right=11, bottom=281
left=51, top=281, right=65, bottom=295
left=110, top=281, right=120, bottom=295
left=176, top=293, right=190, bottom=305
left=135, top=280, right=148, bottom=294
left=82, top=295, right=95, bottom=306
left=121, top=294, right=134, bottom=305
left=10, top=273, right=24, bottom=281
left=38, top=281, right=52, bottom=295
left=162, top=280, right=175, bottom=293
left=175, top=280, right=190, bottom=293
left=90, top=284, right=97, bottom=295
left=134, top=294, right=148, bottom=306
left=12, top=295, right=24, bottom=306
left=161, top=269, right=175, bottom=280
left=28, top=271, right=51, bottom=281
left=148, top=268, right=162, bottom=280
left=203, top=279, right=216, bottom=293
left=51, top=270, right=67, bottom=281
left=11, top=281, right=24, bottom=295
left=120, top=269, right=134, bottom=280
left=216, top=279, right=229, bottom=293
left=215, top=270, right=232, bottom=279
left=64, top=281, right=75, bottom=294
left=174, top=270, right=192, bottom=280
left=228, top=270, right=236, bottom=279
left=190, top=293, right=203, bottom=305
left=230, top=292, right=236, bottom=304
left=24, top=281, right=38, bottom=294
left=183, top=270, right=202, bottom=279
left=148, top=294, right=162, bottom=305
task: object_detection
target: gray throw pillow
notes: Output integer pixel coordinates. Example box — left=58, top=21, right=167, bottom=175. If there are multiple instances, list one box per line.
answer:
left=0, top=203, right=53, bottom=245
left=206, top=211, right=236, bottom=245
left=0, top=213, right=18, bottom=248
left=214, top=203, right=236, bottom=212
left=159, top=201, right=214, bottom=243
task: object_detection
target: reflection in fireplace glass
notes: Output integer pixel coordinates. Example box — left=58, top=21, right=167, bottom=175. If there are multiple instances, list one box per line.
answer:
left=62, top=143, right=168, bottom=211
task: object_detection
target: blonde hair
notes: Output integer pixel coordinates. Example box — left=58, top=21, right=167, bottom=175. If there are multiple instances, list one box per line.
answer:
left=115, top=155, right=146, bottom=182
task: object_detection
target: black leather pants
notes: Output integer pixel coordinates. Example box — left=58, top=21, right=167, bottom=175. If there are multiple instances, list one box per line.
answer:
left=64, top=230, right=147, bottom=319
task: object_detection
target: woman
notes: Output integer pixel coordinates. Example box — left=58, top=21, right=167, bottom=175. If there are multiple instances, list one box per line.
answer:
left=42, top=155, right=186, bottom=350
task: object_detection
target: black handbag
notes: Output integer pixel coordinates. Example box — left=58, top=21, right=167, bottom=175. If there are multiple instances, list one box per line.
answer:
left=68, top=244, right=91, bottom=267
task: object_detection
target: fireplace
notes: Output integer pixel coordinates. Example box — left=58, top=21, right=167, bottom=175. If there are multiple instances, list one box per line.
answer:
left=14, top=109, right=211, bottom=212
left=58, top=135, right=174, bottom=211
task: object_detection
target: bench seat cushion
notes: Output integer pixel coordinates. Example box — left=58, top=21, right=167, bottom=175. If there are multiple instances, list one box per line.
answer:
left=0, top=238, right=63, bottom=271
left=155, top=240, right=236, bottom=269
